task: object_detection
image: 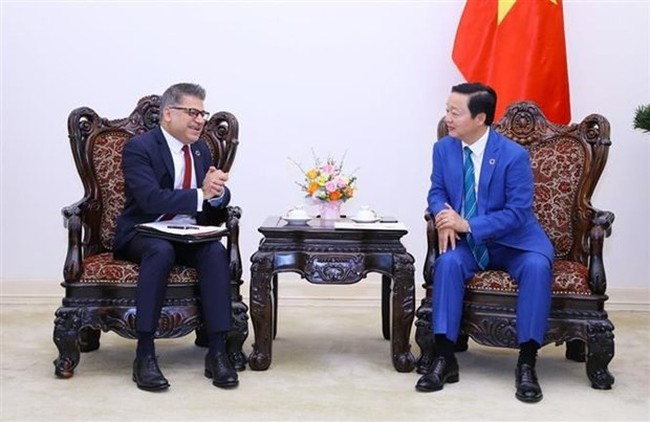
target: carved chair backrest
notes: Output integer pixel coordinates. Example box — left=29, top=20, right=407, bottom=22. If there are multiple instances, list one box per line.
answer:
left=437, top=102, right=610, bottom=265
left=67, top=95, right=239, bottom=255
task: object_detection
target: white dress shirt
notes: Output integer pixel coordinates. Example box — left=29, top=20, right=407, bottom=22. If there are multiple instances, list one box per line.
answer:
left=160, top=127, right=204, bottom=223
left=462, top=127, right=490, bottom=198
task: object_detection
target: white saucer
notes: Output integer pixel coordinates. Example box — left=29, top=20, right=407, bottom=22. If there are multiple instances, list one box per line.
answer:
left=281, top=215, right=312, bottom=225
left=350, top=216, right=380, bottom=223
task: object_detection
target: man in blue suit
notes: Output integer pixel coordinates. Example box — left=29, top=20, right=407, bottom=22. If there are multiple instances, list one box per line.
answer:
left=415, top=83, right=554, bottom=403
left=114, top=83, right=238, bottom=392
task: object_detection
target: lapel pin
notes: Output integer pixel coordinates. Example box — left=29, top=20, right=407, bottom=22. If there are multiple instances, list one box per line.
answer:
left=194, top=150, right=201, bottom=157
left=489, top=158, right=496, bottom=165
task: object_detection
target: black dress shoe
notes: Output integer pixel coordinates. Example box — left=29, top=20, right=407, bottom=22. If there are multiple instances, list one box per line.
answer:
left=415, top=356, right=459, bottom=392
left=205, top=352, right=239, bottom=389
left=515, top=363, right=543, bottom=403
left=132, top=355, right=169, bottom=392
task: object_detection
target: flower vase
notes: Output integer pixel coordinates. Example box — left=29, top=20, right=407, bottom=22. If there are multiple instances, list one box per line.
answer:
left=319, top=200, right=342, bottom=221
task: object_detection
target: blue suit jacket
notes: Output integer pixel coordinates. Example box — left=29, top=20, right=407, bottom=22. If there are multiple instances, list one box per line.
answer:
left=427, top=129, right=554, bottom=261
left=113, top=126, right=231, bottom=253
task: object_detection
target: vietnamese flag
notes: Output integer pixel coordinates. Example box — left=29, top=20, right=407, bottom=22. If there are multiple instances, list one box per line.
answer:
left=452, top=0, right=571, bottom=124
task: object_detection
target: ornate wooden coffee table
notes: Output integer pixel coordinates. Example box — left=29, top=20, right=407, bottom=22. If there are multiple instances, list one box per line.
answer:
left=248, top=216, right=416, bottom=372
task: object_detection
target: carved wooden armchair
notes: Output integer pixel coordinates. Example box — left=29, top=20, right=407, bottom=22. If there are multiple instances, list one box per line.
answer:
left=53, top=95, right=248, bottom=378
left=414, top=102, right=615, bottom=390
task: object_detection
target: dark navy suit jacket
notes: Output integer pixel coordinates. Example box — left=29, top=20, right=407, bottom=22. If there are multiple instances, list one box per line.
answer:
left=427, top=129, right=554, bottom=261
left=113, top=126, right=230, bottom=253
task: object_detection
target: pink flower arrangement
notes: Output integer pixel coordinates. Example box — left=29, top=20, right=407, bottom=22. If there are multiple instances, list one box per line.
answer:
left=290, top=152, right=358, bottom=202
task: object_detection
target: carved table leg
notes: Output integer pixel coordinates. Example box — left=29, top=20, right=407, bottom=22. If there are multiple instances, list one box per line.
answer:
left=381, top=275, right=391, bottom=340
left=249, top=251, right=275, bottom=371
left=586, top=321, right=615, bottom=390
left=391, top=253, right=416, bottom=372
left=272, top=274, right=278, bottom=340
left=52, top=307, right=82, bottom=378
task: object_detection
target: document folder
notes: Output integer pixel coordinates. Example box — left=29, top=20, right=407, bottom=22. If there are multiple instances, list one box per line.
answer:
left=136, top=222, right=228, bottom=244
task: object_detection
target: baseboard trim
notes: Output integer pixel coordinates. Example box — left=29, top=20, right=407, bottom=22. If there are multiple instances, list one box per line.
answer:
left=1, top=278, right=648, bottom=311
left=603, top=287, right=650, bottom=312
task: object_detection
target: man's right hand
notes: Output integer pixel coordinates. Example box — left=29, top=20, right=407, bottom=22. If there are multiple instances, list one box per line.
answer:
left=201, top=166, right=229, bottom=199
left=435, top=203, right=462, bottom=253
left=438, top=227, right=460, bottom=254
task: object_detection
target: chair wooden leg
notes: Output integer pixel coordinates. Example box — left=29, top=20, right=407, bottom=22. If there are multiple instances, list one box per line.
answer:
left=227, top=300, right=249, bottom=371
left=414, top=298, right=435, bottom=374
left=79, top=327, right=100, bottom=352
left=455, top=333, right=469, bottom=352
left=195, top=299, right=249, bottom=371
left=272, top=274, right=278, bottom=340
left=565, top=339, right=586, bottom=362
left=53, top=307, right=82, bottom=378
left=194, top=325, right=209, bottom=348
left=381, top=275, right=391, bottom=340
left=586, top=321, right=615, bottom=390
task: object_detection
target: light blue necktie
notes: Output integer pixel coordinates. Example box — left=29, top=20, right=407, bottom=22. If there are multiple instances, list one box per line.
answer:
left=463, top=146, right=489, bottom=270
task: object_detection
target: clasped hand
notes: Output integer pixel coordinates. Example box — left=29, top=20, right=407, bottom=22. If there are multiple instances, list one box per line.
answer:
left=434, top=203, right=469, bottom=253
left=201, top=166, right=229, bottom=199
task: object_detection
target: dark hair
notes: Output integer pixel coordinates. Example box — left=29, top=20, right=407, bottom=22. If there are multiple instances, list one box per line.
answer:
left=160, top=83, right=206, bottom=109
left=451, top=82, right=497, bottom=125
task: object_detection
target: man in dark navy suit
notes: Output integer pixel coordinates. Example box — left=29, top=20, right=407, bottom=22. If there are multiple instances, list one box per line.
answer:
left=114, top=83, right=238, bottom=392
left=415, top=83, right=554, bottom=403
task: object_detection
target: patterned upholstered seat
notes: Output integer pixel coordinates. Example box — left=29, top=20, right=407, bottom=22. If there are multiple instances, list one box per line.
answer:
left=53, top=95, right=248, bottom=378
left=414, top=102, right=615, bottom=390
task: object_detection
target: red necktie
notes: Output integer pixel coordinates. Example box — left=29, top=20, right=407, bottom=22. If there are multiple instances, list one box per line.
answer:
left=182, top=145, right=192, bottom=189
left=161, top=145, right=193, bottom=221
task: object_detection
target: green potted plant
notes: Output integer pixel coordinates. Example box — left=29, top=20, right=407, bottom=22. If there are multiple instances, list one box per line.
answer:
left=633, top=104, right=650, bottom=133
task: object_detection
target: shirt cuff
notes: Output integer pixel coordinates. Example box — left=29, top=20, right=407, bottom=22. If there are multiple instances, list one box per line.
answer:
left=196, top=189, right=204, bottom=212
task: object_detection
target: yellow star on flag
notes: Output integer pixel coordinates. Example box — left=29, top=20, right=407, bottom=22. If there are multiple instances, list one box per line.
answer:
left=498, top=0, right=559, bottom=25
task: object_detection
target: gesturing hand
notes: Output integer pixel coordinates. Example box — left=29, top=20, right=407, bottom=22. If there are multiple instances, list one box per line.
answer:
left=201, top=166, right=229, bottom=199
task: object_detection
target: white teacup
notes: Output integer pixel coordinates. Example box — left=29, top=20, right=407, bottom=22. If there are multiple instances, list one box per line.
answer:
left=287, top=206, right=309, bottom=218
left=355, top=206, right=378, bottom=221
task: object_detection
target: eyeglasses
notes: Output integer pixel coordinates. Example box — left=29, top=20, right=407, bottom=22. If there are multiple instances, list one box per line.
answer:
left=169, top=106, right=210, bottom=120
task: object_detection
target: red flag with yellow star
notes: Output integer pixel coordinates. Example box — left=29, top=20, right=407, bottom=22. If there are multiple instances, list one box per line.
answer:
left=452, top=0, right=571, bottom=124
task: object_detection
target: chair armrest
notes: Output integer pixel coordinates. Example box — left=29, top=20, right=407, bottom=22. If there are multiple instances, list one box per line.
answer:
left=593, top=210, right=615, bottom=237
left=62, top=203, right=84, bottom=282
left=201, top=204, right=242, bottom=282
left=423, top=211, right=439, bottom=283
left=225, top=206, right=243, bottom=283
left=203, top=205, right=229, bottom=226
left=588, top=210, right=615, bottom=295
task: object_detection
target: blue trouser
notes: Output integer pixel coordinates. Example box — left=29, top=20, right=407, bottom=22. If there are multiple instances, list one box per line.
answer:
left=432, top=238, right=552, bottom=345
left=118, top=234, right=232, bottom=334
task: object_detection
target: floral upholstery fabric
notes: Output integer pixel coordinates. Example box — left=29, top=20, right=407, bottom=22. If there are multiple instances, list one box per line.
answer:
left=80, top=253, right=198, bottom=284
left=93, top=132, right=129, bottom=251
left=468, top=137, right=589, bottom=295
left=468, top=260, right=590, bottom=295
left=86, top=133, right=200, bottom=284
left=529, top=137, right=585, bottom=260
